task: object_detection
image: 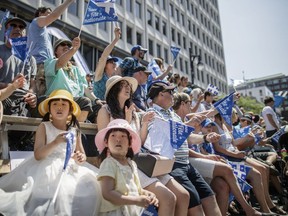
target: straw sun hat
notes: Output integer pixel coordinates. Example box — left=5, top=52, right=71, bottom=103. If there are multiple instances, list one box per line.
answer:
left=38, top=89, right=80, bottom=117
left=104, top=75, right=138, bottom=99
left=95, top=119, right=141, bottom=153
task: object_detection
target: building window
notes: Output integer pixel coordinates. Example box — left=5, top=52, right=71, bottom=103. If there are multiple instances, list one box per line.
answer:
left=116, top=0, right=123, bottom=6
left=99, top=22, right=107, bottom=31
left=185, top=60, right=188, bottom=74
left=126, top=0, right=133, bottom=13
left=183, top=36, right=186, bottom=49
left=162, top=21, right=167, bottom=36
left=171, top=28, right=175, bottom=42
left=136, top=32, right=142, bottom=45
left=126, top=26, right=132, bottom=44
left=169, top=3, right=174, bottom=17
left=68, top=0, right=79, bottom=16
left=147, top=10, right=153, bottom=26
left=188, top=20, right=191, bottom=32
left=177, top=32, right=181, bottom=46
left=83, top=43, right=93, bottom=71
left=162, top=0, right=166, bottom=10
left=164, top=48, right=168, bottom=62
left=181, top=13, right=185, bottom=26
left=180, top=57, right=183, bottom=71
left=135, top=1, right=141, bottom=18
left=259, top=89, right=263, bottom=96
left=155, top=16, right=160, bottom=31
left=156, top=44, right=161, bottom=57
left=149, top=39, right=154, bottom=55
left=45, top=0, right=55, bottom=4
left=176, top=9, right=179, bottom=22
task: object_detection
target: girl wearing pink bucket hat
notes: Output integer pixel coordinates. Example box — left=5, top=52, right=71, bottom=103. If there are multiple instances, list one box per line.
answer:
left=96, top=119, right=159, bottom=215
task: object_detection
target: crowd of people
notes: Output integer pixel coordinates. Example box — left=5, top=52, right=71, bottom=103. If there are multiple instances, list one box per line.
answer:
left=0, top=2, right=288, bottom=215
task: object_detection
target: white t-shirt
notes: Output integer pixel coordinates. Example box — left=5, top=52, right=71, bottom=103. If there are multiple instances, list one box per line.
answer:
left=262, top=106, right=280, bottom=131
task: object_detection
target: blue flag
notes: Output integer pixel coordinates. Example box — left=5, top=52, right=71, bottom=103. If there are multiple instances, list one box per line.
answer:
left=1, top=10, right=10, bottom=25
left=229, top=176, right=252, bottom=202
left=10, top=36, right=28, bottom=61
left=64, top=129, right=77, bottom=170
left=148, top=59, right=162, bottom=78
left=170, top=46, right=181, bottom=60
left=274, top=95, right=285, bottom=108
left=232, top=126, right=251, bottom=139
left=271, top=126, right=286, bottom=144
left=169, top=119, right=195, bottom=150
left=144, top=117, right=194, bottom=159
left=83, top=0, right=118, bottom=25
left=214, top=92, right=234, bottom=126
left=141, top=204, right=158, bottom=216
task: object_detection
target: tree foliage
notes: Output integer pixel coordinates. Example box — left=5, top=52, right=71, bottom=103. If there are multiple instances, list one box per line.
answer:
left=235, top=96, right=264, bottom=115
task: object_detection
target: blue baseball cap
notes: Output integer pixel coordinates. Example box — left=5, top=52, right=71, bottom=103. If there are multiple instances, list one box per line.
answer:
left=131, top=45, right=148, bottom=55
left=107, top=55, right=119, bottom=62
left=201, top=118, right=216, bottom=128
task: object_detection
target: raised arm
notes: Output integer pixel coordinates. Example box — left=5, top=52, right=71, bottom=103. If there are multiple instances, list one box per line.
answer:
left=37, top=0, right=75, bottom=27
left=94, top=27, right=121, bottom=82
left=55, top=37, right=80, bottom=70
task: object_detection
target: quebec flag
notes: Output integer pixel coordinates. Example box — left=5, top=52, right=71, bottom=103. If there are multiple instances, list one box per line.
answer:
left=10, top=36, right=28, bottom=62
left=213, top=92, right=234, bottom=126
left=141, top=204, right=158, bottom=216
left=232, top=126, right=250, bottom=139
left=206, top=83, right=219, bottom=96
left=64, top=128, right=77, bottom=170
left=148, top=59, right=162, bottom=78
left=144, top=117, right=194, bottom=159
left=170, top=46, right=181, bottom=61
left=83, top=0, right=118, bottom=25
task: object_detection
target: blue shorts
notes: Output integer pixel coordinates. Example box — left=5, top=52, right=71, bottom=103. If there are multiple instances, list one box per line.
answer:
left=170, top=162, right=214, bottom=208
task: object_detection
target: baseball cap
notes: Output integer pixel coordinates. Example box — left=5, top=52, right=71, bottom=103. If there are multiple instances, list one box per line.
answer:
left=201, top=118, right=216, bottom=128
left=53, top=39, right=72, bottom=51
left=147, top=81, right=175, bottom=100
left=133, top=66, right=152, bottom=75
left=131, top=45, right=148, bottom=55
left=240, top=114, right=253, bottom=123
left=107, top=55, right=119, bottom=62
left=5, top=17, right=27, bottom=29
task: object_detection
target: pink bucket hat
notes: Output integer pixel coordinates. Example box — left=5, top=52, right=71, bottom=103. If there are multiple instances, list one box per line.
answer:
left=95, top=119, right=141, bottom=154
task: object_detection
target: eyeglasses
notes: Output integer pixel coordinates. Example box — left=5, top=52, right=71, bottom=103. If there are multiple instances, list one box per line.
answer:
left=59, top=42, right=72, bottom=48
left=9, top=23, right=25, bottom=30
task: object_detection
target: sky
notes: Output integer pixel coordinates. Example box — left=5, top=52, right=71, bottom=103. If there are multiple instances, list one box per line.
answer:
left=218, top=0, right=288, bottom=83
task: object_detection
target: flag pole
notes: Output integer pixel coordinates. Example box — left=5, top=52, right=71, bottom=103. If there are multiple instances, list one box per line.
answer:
left=20, top=41, right=33, bottom=74
left=78, top=0, right=90, bottom=37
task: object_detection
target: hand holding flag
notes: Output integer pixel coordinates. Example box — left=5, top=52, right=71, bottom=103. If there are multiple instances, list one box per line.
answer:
left=170, top=46, right=180, bottom=64
left=213, top=92, right=234, bottom=126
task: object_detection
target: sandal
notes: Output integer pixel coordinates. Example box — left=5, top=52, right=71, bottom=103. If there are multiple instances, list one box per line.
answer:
left=270, top=206, right=287, bottom=215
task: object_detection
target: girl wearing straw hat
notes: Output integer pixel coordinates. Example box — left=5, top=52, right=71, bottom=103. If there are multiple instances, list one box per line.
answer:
left=0, top=89, right=101, bottom=215
left=96, top=119, right=159, bottom=215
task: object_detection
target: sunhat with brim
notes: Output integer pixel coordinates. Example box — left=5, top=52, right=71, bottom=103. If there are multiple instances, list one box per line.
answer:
left=201, top=118, right=216, bottom=128
left=105, top=75, right=138, bottom=99
left=95, top=119, right=141, bottom=154
left=38, top=89, right=81, bottom=117
left=5, top=17, right=27, bottom=29
left=53, top=39, right=72, bottom=51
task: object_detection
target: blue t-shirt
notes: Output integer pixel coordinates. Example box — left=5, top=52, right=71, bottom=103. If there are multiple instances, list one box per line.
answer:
left=27, top=19, right=53, bottom=64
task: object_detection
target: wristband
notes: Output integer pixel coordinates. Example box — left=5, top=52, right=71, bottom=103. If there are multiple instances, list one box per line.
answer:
left=203, top=134, right=208, bottom=143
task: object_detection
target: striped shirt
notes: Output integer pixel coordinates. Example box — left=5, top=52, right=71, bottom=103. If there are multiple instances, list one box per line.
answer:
left=147, top=104, right=189, bottom=165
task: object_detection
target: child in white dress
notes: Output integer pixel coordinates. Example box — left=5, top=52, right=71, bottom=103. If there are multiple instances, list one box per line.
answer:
left=0, top=89, right=101, bottom=216
left=96, top=119, right=159, bottom=216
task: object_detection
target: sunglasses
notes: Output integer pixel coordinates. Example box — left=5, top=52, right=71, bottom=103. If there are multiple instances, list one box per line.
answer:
left=9, top=23, right=25, bottom=30
left=184, top=100, right=191, bottom=105
left=59, top=42, right=72, bottom=48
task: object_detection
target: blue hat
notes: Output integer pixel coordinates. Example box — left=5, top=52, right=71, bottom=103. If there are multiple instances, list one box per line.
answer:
left=131, top=45, right=148, bottom=55
left=201, top=118, right=216, bottom=128
left=107, top=55, right=119, bottom=62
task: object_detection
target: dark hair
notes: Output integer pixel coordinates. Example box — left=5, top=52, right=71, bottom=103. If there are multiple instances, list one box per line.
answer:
left=42, top=98, right=80, bottom=130
left=35, top=7, right=52, bottom=17
left=264, top=96, right=274, bottom=105
left=106, top=81, right=133, bottom=119
left=98, top=128, right=134, bottom=163
left=214, top=113, right=222, bottom=121
left=204, top=91, right=212, bottom=100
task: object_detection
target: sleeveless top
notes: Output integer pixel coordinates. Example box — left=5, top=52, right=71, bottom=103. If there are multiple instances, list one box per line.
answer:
left=214, top=122, right=236, bottom=152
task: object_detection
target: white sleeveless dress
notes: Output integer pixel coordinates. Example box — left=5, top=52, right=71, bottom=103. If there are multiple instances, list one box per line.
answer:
left=0, top=121, right=101, bottom=216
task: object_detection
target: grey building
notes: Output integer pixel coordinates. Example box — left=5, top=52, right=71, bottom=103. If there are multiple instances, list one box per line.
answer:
left=0, top=0, right=228, bottom=93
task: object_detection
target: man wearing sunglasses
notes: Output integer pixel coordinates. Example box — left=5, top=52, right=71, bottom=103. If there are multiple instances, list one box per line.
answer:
left=0, top=17, right=38, bottom=150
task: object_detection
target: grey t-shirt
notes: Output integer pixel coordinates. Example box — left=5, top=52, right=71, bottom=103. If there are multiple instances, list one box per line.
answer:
left=0, top=44, right=36, bottom=90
